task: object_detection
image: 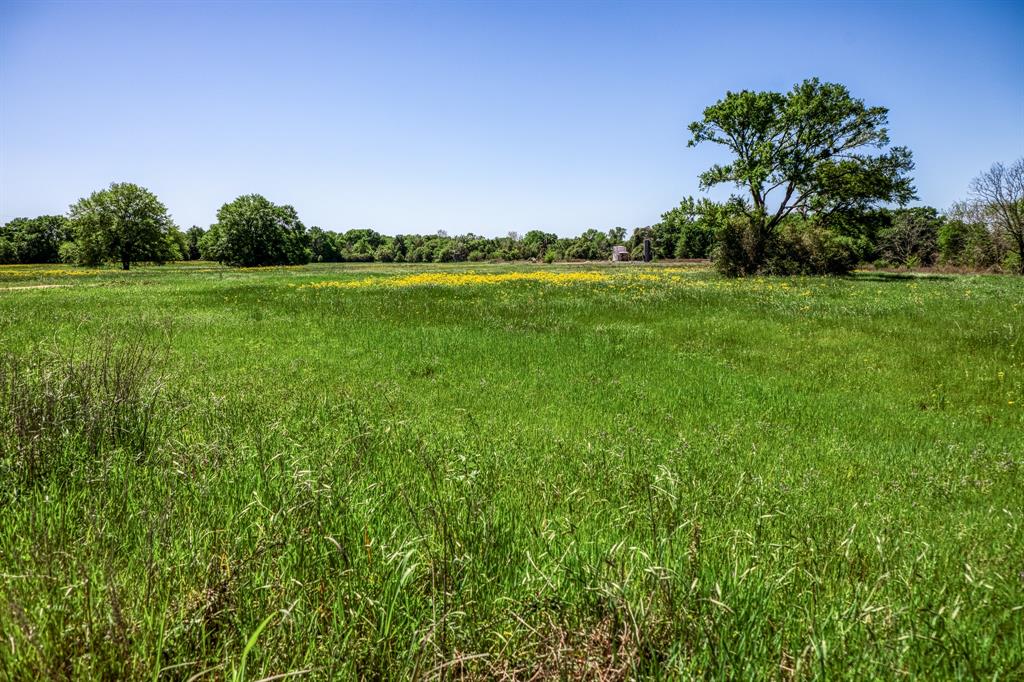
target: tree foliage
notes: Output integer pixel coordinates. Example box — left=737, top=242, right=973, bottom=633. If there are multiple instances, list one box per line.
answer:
left=651, top=197, right=729, bottom=259
left=878, top=207, right=942, bottom=267
left=204, top=195, right=310, bottom=267
left=0, top=215, right=73, bottom=264
left=689, top=78, right=916, bottom=274
left=937, top=200, right=1007, bottom=270
left=67, top=183, right=177, bottom=269
left=183, top=226, right=205, bottom=261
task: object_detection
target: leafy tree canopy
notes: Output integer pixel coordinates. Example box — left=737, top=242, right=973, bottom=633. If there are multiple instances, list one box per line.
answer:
left=0, top=215, right=73, bottom=264
left=688, top=78, right=916, bottom=272
left=206, top=195, right=310, bottom=267
left=68, top=183, right=177, bottom=269
left=183, top=226, right=206, bottom=261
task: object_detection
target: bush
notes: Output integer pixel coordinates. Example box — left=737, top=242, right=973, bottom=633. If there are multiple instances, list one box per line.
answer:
left=765, top=222, right=865, bottom=275
left=1002, top=250, right=1022, bottom=274
left=675, top=220, right=714, bottom=259
left=197, top=225, right=223, bottom=262
left=0, top=238, right=15, bottom=264
left=713, top=216, right=863, bottom=276
left=711, top=215, right=761, bottom=277
left=58, top=241, right=80, bottom=264
left=656, top=197, right=722, bottom=259
left=0, top=215, right=74, bottom=264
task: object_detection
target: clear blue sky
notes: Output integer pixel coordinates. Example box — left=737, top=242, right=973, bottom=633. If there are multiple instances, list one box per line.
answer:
left=2, top=0, right=1022, bottom=236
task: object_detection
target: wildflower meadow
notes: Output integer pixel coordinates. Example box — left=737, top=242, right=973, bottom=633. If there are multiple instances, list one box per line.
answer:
left=1, top=262, right=1021, bottom=678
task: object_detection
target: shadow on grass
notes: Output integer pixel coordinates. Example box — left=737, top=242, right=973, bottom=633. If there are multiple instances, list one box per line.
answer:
left=848, top=271, right=956, bottom=283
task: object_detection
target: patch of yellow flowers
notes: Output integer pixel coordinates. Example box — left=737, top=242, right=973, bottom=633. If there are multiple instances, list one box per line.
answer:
left=0, top=267, right=101, bottom=278
left=299, top=266, right=696, bottom=288
left=296, top=268, right=831, bottom=295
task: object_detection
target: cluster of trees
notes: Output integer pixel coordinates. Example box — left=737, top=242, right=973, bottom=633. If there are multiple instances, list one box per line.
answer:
left=874, top=202, right=1021, bottom=272
left=188, top=216, right=715, bottom=266
left=3, top=78, right=1021, bottom=275
left=1, top=183, right=188, bottom=269
left=3, top=183, right=713, bottom=268
left=0, top=215, right=73, bottom=264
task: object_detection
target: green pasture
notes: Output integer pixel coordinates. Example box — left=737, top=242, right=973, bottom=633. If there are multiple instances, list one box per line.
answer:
left=0, top=262, right=1021, bottom=679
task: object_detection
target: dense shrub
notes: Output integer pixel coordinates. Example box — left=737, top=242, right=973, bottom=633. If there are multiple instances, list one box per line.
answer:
left=634, top=197, right=723, bottom=260
left=0, top=237, right=15, bottom=264
left=674, top=219, right=715, bottom=259
left=765, top=221, right=865, bottom=275
left=180, top=226, right=205, bottom=260
left=712, top=215, right=761, bottom=277
left=58, top=241, right=80, bottom=264
left=714, top=215, right=863, bottom=276
left=564, top=229, right=612, bottom=260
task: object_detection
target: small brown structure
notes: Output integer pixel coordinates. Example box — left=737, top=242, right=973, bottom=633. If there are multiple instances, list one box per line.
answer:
left=611, top=245, right=629, bottom=262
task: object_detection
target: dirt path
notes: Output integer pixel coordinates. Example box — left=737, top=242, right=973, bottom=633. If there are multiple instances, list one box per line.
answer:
left=0, top=284, right=74, bottom=291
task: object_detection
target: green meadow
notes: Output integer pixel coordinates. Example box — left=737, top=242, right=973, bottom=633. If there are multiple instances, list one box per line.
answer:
left=1, top=262, right=1021, bottom=679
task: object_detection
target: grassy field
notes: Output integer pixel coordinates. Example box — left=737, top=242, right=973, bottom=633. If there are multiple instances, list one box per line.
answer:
left=0, top=261, right=1022, bottom=679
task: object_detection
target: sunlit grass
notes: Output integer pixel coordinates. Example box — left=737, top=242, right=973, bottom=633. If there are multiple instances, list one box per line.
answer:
left=0, top=262, right=1021, bottom=678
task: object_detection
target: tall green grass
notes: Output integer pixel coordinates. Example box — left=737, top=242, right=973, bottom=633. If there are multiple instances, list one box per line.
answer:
left=0, top=263, right=1021, bottom=678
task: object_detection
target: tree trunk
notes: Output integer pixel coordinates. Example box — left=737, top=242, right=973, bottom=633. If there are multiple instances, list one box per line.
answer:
left=749, top=218, right=771, bottom=274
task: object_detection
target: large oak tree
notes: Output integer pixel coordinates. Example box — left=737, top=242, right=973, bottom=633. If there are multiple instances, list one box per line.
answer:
left=68, top=182, right=177, bottom=269
left=688, top=78, right=916, bottom=273
left=204, top=194, right=310, bottom=267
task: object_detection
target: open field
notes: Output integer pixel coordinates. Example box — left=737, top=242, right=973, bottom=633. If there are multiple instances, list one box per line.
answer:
left=1, top=262, right=1022, bottom=679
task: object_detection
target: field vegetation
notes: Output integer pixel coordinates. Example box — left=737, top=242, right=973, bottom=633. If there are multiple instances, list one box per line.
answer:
left=1, top=261, right=1021, bottom=678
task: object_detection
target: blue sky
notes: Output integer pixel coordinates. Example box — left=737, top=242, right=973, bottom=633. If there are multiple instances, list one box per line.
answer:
left=1, top=0, right=1022, bottom=236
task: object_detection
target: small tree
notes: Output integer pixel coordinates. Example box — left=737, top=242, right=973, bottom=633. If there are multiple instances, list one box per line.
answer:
left=68, top=183, right=176, bottom=269
left=967, top=159, right=1024, bottom=274
left=521, top=230, right=558, bottom=260
left=185, top=226, right=206, bottom=260
left=308, top=226, right=341, bottom=262
left=940, top=200, right=1008, bottom=269
left=207, top=195, right=310, bottom=267
left=879, top=207, right=943, bottom=267
left=656, top=197, right=726, bottom=259
left=565, top=229, right=612, bottom=260
left=688, top=78, right=916, bottom=275
left=166, top=227, right=188, bottom=261
left=0, top=237, right=14, bottom=264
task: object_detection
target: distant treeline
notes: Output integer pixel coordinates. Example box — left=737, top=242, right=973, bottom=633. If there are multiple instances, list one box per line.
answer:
left=197, top=195, right=723, bottom=265
left=192, top=199, right=1024, bottom=272
left=0, top=194, right=1018, bottom=273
